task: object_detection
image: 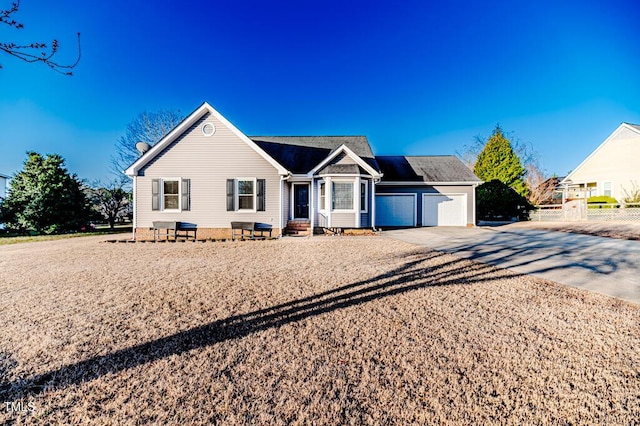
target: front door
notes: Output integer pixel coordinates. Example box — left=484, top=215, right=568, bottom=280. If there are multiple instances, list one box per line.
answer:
left=294, top=184, right=310, bottom=219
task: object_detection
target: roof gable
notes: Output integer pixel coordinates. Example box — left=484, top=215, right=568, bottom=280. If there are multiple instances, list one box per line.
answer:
left=376, top=155, right=481, bottom=183
left=125, top=102, right=288, bottom=176
left=562, top=122, right=640, bottom=184
left=310, top=144, right=381, bottom=177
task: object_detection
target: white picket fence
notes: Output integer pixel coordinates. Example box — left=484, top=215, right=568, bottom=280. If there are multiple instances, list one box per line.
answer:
left=530, top=203, right=640, bottom=222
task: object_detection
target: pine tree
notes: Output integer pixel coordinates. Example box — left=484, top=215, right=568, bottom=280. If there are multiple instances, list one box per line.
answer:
left=0, top=152, right=93, bottom=233
left=473, top=125, right=528, bottom=197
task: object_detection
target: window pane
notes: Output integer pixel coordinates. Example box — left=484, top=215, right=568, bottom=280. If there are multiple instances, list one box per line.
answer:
left=239, top=195, right=254, bottom=210
left=333, top=182, right=353, bottom=210
left=163, top=180, right=179, bottom=209
left=237, top=179, right=255, bottom=210
left=164, top=195, right=179, bottom=209
left=360, top=182, right=366, bottom=211
left=238, top=180, right=254, bottom=195
left=320, top=183, right=325, bottom=210
left=164, top=180, right=179, bottom=195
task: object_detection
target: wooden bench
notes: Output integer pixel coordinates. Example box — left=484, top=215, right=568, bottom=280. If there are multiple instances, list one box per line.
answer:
left=231, top=222, right=273, bottom=240
left=152, top=221, right=197, bottom=241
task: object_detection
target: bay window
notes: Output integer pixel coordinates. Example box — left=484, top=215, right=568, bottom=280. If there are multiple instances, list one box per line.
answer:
left=332, top=181, right=353, bottom=210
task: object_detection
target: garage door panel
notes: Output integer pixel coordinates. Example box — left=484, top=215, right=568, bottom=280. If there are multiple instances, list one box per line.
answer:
left=376, top=194, right=416, bottom=227
left=423, top=194, right=466, bottom=226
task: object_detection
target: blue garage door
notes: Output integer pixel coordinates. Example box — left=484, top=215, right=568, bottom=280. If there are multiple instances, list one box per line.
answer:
left=375, top=194, right=416, bottom=227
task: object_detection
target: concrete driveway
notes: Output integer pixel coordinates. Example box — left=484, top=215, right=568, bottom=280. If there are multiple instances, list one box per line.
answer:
left=385, top=227, right=640, bottom=305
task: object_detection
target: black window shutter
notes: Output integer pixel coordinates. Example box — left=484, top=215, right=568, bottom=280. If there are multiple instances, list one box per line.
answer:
left=257, top=179, right=266, bottom=211
left=226, top=179, right=235, bottom=211
left=152, top=179, right=160, bottom=211
left=181, top=179, right=190, bottom=211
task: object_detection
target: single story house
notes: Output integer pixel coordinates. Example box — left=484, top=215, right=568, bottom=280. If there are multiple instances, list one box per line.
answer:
left=561, top=123, right=640, bottom=202
left=125, top=102, right=481, bottom=240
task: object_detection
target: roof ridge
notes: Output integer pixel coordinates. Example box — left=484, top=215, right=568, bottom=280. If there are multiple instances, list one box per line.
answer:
left=376, top=154, right=457, bottom=158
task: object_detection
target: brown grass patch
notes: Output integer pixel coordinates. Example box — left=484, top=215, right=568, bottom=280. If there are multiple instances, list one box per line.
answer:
left=0, top=236, right=638, bottom=424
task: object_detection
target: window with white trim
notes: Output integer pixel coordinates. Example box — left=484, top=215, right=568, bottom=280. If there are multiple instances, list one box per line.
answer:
left=319, top=182, right=326, bottom=211
left=163, top=180, right=180, bottom=210
left=238, top=178, right=255, bottom=211
left=603, top=181, right=612, bottom=197
left=332, top=181, right=353, bottom=210
left=360, top=181, right=368, bottom=212
left=152, top=178, right=190, bottom=212
left=226, top=178, right=265, bottom=212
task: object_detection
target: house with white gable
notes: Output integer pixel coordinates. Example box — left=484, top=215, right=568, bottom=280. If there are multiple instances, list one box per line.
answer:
left=561, top=123, right=640, bottom=202
left=125, top=102, right=481, bottom=240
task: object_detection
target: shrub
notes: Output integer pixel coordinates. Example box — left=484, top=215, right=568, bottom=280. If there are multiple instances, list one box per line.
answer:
left=621, top=181, right=640, bottom=204
left=476, top=180, right=533, bottom=221
left=587, top=196, right=619, bottom=209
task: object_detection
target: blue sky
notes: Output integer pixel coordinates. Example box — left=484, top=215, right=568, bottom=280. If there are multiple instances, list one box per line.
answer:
left=1, top=0, right=639, bottom=182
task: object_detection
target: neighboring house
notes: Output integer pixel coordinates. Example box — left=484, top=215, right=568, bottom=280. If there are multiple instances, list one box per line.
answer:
left=561, top=123, right=640, bottom=202
left=0, top=173, right=8, bottom=200
left=0, top=173, right=8, bottom=229
left=125, top=102, right=481, bottom=240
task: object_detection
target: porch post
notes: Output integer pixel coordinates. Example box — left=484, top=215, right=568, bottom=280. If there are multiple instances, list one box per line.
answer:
left=326, top=176, right=332, bottom=228
left=355, top=176, right=361, bottom=228
left=279, top=176, right=284, bottom=233
left=371, top=178, right=376, bottom=229
left=309, top=179, right=315, bottom=236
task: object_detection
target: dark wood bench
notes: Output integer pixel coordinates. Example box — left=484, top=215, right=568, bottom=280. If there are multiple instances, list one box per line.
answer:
left=152, top=221, right=197, bottom=241
left=231, top=222, right=273, bottom=240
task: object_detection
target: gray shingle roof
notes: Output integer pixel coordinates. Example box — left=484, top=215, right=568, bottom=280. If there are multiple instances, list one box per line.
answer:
left=376, top=155, right=481, bottom=183
left=251, top=136, right=379, bottom=174
left=318, top=164, right=362, bottom=175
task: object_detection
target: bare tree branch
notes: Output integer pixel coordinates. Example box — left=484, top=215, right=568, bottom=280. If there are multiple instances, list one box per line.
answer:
left=111, top=110, right=184, bottom=185
left=526, top=163, right=558, bottom=205
left=0, top=1, right=81, bottom=75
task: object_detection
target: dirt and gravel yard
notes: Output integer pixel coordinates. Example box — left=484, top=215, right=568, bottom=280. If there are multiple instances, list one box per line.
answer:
left=0, top=235, right=638, bottom=424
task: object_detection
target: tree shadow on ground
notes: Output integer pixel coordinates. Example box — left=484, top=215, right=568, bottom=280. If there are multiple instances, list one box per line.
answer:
left=0, top=249, right=515, bottom=402
left=423, top=228, right=640, bottom=277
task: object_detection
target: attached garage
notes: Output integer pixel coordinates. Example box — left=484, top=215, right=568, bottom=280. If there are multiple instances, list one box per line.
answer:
left=375, top=194, right=416, bottom=227
left=422, top=193, right=467, bottom=226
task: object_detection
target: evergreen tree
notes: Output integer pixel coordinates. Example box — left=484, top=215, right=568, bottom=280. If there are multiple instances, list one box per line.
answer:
left=473, top=125, right=528, bottom=197
left=0, top=152, right=93, bottom=234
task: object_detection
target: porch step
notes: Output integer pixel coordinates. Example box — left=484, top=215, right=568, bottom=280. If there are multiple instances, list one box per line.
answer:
left=284, top=220, right=311, bottom=237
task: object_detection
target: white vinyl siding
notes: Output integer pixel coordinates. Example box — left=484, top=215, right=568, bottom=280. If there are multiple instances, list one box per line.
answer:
left=565, top=125, right=640, bottom=201
left=331, top=212, right=356, bottom=228
left=135, top=112, right=281, bottom=228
